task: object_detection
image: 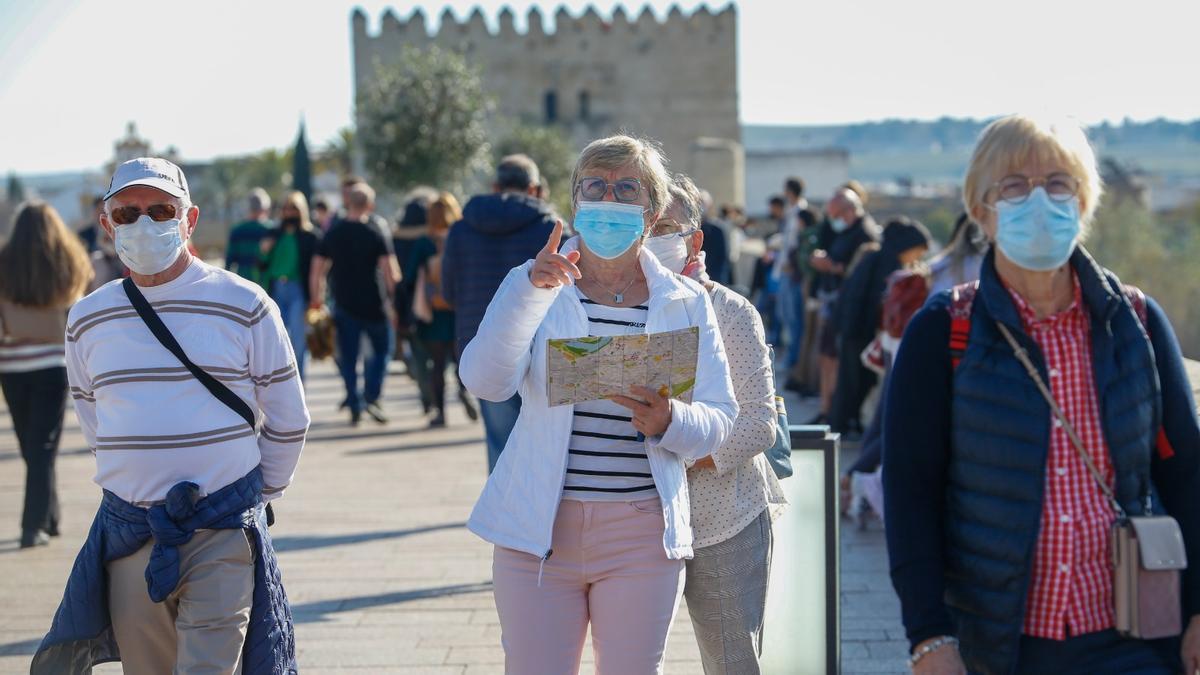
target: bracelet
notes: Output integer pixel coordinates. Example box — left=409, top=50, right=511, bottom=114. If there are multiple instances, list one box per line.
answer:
left=908, top=636, right=958, bottom=668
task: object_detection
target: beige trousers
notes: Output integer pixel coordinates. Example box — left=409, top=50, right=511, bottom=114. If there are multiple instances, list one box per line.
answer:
left=107, top=528, right=255, bottom=675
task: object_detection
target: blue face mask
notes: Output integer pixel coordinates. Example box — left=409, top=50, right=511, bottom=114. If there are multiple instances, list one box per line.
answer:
left=830, top=217, right=849, bottom=233
left=994, top=187, right=1080, bottom=271
left=572, top=201, right=647, bottom=259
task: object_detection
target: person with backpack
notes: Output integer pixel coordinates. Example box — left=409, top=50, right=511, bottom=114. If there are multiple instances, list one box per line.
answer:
left=644, top=174, right=787, bottom=673
left=883, top=115, right=1200, bottom=675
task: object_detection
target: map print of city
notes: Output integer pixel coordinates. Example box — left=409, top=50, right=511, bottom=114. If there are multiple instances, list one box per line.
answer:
left=546, top=327, right=699, bottom=407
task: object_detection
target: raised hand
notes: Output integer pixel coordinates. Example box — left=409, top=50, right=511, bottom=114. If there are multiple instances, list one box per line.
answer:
left=529, top=220, right=582, bottom=289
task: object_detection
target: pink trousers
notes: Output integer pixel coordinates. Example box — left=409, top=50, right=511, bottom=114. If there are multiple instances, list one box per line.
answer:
left=492, top=498, right=686, bottom=674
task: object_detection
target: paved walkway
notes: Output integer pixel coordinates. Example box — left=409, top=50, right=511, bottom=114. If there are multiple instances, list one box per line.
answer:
left=0, top=361, right=697, bottom=673
left=0, top=357, right=924, bottom=674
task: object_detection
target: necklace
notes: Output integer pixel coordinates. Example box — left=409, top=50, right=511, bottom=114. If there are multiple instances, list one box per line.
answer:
left=587, top=276, right=638, bottom=304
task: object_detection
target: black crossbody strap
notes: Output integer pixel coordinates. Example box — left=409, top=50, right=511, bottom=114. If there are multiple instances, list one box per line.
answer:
left=122, top=278, right=257, bottom=430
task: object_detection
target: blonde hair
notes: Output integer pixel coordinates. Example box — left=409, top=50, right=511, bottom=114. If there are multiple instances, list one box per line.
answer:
left=280, top=191, right=313, bottom=231
left=428, top=192, right=463, bottom=232
left=570, top=134, right=672, bottom=218
left=963, top=114, right=1103, bottom=232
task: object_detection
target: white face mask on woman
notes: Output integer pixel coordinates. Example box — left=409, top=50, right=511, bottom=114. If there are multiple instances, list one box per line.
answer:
left=114, top=214, right=186, bottom=275
left=643, top=232, right=689, bottom=274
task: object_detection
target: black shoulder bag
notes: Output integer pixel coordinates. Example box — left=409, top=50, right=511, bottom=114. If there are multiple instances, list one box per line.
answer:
left=122, top=278, right=275, bottom=525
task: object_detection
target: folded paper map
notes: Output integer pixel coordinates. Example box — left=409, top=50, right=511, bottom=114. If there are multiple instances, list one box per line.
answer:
left=546, top=326, right=699, bottom=407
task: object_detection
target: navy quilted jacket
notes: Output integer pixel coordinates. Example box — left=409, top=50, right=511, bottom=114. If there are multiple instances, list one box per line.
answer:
left=883, top=248, right=1200, bottom=675
left=441, top=192, right=558, bottom=358
left=31, top=467, right=295, bottom=674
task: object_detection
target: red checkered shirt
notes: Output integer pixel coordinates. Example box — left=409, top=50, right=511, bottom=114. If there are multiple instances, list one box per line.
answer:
left=1008, top=276, right=1116, bottom=640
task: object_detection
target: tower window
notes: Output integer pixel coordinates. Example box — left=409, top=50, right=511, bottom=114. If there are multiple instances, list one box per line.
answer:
left=545, top=90, right=558, bottom=123
left=579, top=91, right=590, bottom=121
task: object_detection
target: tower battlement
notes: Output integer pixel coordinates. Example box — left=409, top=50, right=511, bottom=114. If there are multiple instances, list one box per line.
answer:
left=352, top=4, right=742, bottom=206
left=353, top=4, right=735, bottom=42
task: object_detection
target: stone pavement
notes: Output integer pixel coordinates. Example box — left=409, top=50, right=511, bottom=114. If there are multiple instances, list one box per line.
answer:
left=0, top=357, right=920, bottom=674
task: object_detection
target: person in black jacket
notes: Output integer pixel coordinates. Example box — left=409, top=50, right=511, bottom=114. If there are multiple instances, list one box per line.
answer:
left=261, top=190, right=322, bottom=382
left=441, top=154, right=557, bottom=473
left=829, top=216, right=930, bottom=435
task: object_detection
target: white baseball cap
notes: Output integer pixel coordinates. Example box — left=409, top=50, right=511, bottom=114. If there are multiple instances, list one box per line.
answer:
left=103, top=157, right=190, bottom=201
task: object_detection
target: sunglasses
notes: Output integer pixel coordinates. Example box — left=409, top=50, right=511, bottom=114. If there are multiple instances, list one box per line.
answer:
left=576, top=176, right=642, bottom=203
left=109, top=203, right=184, bottom=226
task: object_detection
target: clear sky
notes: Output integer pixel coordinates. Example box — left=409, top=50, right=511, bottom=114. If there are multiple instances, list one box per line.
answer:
left=1, top=0, right=1196, bottom=175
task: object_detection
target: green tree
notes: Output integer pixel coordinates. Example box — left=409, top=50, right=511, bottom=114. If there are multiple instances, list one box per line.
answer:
left=494, top=123, right=575, bottom=215
left=1086, top=198, right=1200, bottom=358
left=319, top=126, right=356, bottom=177
left=357, top=46, right=493, bottom=193
left=6, top=172, right=25, bottom=203
left=292, top=121, right=313, bottom=202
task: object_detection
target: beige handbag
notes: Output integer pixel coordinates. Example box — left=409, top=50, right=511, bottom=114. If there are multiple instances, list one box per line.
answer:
left=996, top=321, right=1186, bottom=640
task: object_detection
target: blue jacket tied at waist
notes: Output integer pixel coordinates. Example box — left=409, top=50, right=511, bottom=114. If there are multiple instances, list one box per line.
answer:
left=31, top=467, right=296, bottom=675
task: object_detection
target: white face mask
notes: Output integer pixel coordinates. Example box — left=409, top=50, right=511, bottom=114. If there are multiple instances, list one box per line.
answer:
left=114, top=213, right=186, bottom=275
left=643, top=233, right=689, bottom=274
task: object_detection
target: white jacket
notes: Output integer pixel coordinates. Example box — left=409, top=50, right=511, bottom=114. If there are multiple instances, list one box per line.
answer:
left=461, top=237, right=739, bottom=561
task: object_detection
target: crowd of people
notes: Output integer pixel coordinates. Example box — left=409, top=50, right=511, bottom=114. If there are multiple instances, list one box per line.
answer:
left=2, top=112, right=1199, bottom=674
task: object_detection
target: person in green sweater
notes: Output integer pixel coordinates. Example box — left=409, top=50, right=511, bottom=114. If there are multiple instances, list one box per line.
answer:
left=225, top=188, right=272, bottom=286
left=260, top=191, right=322, bottom=382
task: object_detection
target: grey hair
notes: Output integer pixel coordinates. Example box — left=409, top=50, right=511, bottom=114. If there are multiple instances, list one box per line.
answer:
left=248, top=187, right=271, bottom=213
left=347, top=182, right=376, bottom=210
left=668, top=174, right=703, bottom=229
left=570, top=134, right=672, bottom=218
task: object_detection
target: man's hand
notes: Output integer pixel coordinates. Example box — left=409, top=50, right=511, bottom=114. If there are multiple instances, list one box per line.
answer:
left=911, top=638, right=966, bottom=675
left=530, top=220, right=581, bottom=289
left=609, top=385, right=673, bottom=438
left=1181, top=615, right=1200, bottom=674
left=693, top=456, right=716, bottom=470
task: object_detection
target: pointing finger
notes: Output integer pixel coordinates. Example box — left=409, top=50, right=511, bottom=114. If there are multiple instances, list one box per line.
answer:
left=542, top=219, right=564, bottom=256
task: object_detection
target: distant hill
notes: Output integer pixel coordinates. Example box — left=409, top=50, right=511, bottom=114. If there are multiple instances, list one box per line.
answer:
left=743, top=118, right=1200, bottom=185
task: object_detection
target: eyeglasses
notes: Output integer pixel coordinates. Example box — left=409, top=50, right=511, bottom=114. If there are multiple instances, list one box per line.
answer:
left=108, top=203, right=184, bottom=225
left=648, top=219, right=698, bottom=238
left=576, top=176, right=642, bottom=203
left=991, top=173, right=1080, bottom=204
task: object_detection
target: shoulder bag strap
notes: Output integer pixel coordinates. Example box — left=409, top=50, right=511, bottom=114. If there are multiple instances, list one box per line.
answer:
left=121, top=278, right=257, bottom=430
left=994, top=320, right=1127, bottom=519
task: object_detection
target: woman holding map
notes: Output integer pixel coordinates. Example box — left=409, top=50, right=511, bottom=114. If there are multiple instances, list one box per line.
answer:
left=459, top=134, right=738, bottom=673
left=643, top=174, right=788, bottom=673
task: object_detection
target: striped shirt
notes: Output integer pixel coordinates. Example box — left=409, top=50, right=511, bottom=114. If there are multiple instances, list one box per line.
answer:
left=0, top=302, right=67, bottom=373
left=562, top=288, right=657, bottom=501
left=0, top=341, right=65, bottom=373
left=64, top=258, right=310, bottom=505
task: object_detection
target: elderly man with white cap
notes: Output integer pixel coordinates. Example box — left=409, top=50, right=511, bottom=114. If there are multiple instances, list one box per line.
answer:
left=31, top=157, right=308, bottom=674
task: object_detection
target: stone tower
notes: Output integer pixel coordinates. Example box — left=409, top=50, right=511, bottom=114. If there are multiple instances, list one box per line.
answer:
left=352, top=4, right=743, bottom=208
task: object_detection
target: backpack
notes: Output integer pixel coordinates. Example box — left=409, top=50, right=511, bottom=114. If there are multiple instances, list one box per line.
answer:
left=946, top=281, right=1148, bottom=368
left=945, top=280, right=1173, bottom=459
left=882, top=268, right=931, bottom=339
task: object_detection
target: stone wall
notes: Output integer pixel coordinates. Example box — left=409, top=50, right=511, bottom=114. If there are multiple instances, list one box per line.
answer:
left=352, top=4, right=743, bottom=207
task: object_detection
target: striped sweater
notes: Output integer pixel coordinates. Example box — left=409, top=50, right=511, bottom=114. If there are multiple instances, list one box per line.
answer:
left=64, top=258, right=309, bottom=504
left=0, top=302, right=68, bottom=373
